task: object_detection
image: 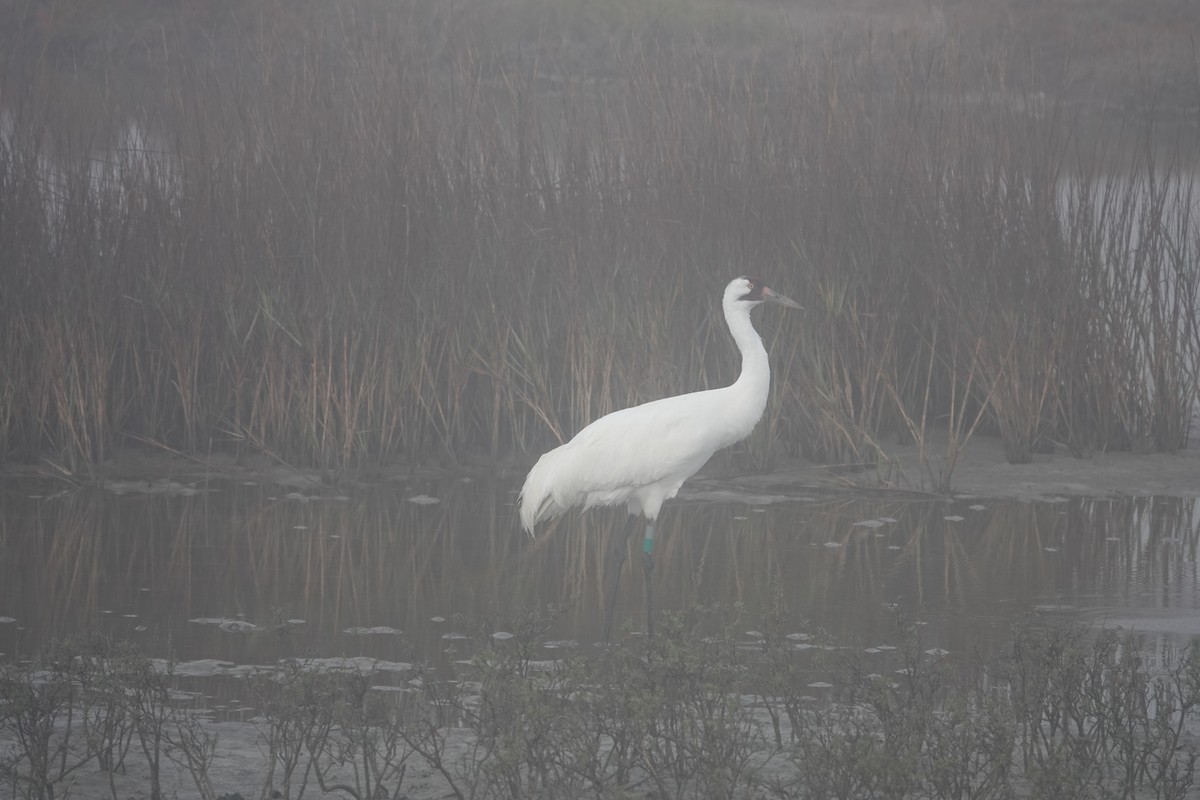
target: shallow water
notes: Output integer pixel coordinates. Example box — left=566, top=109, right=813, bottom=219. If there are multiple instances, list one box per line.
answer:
left=1, top=475, right=1197, bottom=690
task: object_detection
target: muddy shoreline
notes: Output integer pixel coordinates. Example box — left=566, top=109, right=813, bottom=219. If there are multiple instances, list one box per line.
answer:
left=4, top=431, right=1198, bottom=501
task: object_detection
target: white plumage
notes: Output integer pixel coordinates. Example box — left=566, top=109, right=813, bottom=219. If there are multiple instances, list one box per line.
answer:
left=519, top=276, right=800, bottom=536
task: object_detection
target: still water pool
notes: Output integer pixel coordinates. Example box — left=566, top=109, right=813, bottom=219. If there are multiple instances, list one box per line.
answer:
left=1, top=474, right=1197, bottom=690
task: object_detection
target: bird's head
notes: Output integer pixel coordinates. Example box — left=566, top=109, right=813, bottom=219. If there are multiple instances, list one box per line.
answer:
left=726, top=276, right=803, bottom=311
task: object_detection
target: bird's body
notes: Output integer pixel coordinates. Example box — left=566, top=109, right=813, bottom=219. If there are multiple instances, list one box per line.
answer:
left=519, top=386, right=753, bottom=528
left=519, top=276, right=799, bottom=535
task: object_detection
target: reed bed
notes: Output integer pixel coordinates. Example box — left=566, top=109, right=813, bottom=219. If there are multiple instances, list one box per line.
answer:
left=0, top=1, right=1196, bottom=479
left=3, top=615, right=1200, bottom=800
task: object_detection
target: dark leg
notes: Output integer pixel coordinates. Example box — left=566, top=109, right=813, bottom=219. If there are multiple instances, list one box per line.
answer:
left=642, top=521, right=656, bottom=638
left=603, top=517, right=637, bottom=642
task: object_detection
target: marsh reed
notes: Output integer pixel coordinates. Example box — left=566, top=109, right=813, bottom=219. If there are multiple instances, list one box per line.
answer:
left=4, top=612, right=1200, bottom=800
left=0, top=1, right=1196, bottom=479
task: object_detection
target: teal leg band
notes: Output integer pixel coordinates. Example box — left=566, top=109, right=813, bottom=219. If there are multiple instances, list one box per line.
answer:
left=643, top=522, right=656, bottom=554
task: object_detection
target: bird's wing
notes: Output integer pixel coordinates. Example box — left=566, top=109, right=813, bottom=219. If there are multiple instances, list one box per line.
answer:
left=558, top=392, right=728, bottom=495
left=519, top=388, right=737, bottom=532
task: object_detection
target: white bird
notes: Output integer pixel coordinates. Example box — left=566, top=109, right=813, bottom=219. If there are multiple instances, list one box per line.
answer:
left=518, top=276, right=801, bottom=636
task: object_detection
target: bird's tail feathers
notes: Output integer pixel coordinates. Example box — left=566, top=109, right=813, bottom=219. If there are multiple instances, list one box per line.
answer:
left=519, top=453, right=568, bottom=536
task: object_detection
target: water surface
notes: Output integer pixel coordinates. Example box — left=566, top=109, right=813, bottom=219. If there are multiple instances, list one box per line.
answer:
left=1, top=476, right=1197, bottom=689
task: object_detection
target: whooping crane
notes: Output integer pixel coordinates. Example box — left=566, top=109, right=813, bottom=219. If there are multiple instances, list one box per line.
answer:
left=518, top=276, right=801, bottom=636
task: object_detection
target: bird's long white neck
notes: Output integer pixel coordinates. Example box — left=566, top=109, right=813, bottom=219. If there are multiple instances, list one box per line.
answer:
left=723, top=298, right=771, bottom=427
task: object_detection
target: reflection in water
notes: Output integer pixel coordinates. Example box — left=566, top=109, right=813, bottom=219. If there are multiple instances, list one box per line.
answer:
left=0, top=478, right=1196, bottom=677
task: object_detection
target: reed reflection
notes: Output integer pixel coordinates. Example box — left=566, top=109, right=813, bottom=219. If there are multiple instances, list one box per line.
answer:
left=0, top=481, right=1196, bottom=671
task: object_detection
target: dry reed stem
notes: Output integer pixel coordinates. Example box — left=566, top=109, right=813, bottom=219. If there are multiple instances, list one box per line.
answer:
left=0, top=3, right=1195, bottom=473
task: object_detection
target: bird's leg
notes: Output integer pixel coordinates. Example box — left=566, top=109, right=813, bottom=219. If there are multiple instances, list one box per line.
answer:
left=643, top=521, right=656, bottom=638
left=603, top=517, right=637, bottom=642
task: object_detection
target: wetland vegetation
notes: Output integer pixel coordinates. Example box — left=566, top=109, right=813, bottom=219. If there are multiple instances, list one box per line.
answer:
left=0, top=0, right=1197, bottom=487
left=3, top=612, right=1200, bottom=800
left=2, top=3, right=1199, bottom=796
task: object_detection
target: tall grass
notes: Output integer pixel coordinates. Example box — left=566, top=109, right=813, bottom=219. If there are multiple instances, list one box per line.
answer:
left=0, top=1, right=1196, bottom=477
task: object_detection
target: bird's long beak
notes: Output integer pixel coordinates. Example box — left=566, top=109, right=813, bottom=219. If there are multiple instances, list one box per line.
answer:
left=763, top=286, right=803, bottom=310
